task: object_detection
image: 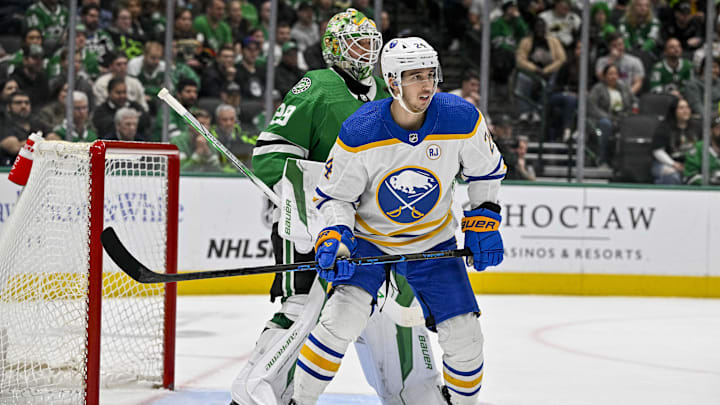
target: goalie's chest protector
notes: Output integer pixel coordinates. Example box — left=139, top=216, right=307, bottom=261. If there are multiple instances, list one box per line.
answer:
left=326, top=94, right=486, bottom=252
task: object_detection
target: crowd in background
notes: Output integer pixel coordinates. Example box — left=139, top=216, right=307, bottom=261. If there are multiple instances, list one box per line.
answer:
left=0, top=0, right=718, bottom=184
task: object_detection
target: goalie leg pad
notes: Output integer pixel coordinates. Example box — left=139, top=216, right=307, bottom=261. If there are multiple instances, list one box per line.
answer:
left=294, top=285, right=373, bottom=404
left=437, top=313, right=484, bottom=405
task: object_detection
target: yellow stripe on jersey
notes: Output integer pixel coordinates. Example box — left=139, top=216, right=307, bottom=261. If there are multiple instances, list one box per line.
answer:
left=337, top=137, right=404, bottom=152
left=356, top=213, right=453, bottom=247
left=300, top=344, right=341, bottom=373
left=337, top=114, right=483, bottom=152
left=443, top=370, right=484, bottom=389
left=355, top=210, right=451, bottom=237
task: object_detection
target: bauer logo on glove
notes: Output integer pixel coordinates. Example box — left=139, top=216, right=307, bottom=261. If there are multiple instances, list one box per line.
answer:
left=462, top=207, right=504, bottom=271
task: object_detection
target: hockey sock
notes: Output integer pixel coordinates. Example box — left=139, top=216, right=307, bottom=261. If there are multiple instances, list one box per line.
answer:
left=437, top=313, right=485, bottom=405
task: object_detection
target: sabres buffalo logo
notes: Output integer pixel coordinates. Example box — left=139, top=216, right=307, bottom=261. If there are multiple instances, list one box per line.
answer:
left=377, top=167, right=441, bottom=224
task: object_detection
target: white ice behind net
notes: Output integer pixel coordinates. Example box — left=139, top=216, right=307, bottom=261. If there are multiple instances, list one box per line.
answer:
left=0, top=142, right=170, bottom=404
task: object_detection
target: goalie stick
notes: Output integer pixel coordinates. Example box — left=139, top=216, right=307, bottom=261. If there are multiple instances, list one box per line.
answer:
left=102, top=227, right=471, bottom=284
left=157, top=88, right=281, bottom=206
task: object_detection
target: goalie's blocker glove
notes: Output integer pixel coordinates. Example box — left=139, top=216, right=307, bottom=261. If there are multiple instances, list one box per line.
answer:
left=462, top=204, right=504, bottom=271
left=314, top=225, right=357, bottom=282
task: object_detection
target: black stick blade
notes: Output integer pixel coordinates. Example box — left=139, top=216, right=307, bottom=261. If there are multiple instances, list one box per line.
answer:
left=101, top=227, right=164, bottom=283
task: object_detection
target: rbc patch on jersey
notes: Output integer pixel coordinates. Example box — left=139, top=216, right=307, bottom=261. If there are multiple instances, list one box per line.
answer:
left=377, top=167, right=441, bottom=224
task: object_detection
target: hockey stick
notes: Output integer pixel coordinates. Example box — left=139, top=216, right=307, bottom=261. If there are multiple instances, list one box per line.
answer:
left=102, top=227, right=471, bottom=284
left=157, top=88, right=281, bottom=206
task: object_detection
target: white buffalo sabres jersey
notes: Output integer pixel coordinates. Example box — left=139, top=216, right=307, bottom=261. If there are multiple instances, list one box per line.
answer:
left=314, top=93, right=506, bottom=255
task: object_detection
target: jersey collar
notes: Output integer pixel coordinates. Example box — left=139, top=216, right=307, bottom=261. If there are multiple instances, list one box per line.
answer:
left=331, top=66, right=377, bottom=102
left=381, top=97, right=440, bottom=146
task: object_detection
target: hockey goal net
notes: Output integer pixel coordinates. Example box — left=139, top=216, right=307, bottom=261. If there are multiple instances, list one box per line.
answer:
left=0, top=140, right=179, bottom=404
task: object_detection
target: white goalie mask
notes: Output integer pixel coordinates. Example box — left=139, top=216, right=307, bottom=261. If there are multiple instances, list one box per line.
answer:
left=381, top=37, right=443, bottom=114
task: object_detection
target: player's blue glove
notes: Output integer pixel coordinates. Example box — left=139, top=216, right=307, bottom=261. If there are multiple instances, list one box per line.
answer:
left=314, top=225, right=357, bottom=282
left=462, top=207, right=504, bottom=271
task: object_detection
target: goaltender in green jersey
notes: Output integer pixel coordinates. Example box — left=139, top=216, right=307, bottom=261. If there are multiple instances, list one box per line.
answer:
left=231, top=9, right=450, bottom=405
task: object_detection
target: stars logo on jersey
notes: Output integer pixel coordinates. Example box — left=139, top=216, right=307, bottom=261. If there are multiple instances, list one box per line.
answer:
left=292, top=77, right=312, bottom=94
left=324, top=158, right=333, bottom=179
left=377, top=167, right=441, bottom=224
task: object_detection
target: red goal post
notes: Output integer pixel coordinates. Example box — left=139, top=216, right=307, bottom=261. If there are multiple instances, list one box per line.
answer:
left=0, top=140, right=179, bottom=404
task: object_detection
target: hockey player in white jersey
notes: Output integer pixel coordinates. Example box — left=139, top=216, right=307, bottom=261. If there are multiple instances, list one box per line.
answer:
left=289, top=37, right=506, bottom=405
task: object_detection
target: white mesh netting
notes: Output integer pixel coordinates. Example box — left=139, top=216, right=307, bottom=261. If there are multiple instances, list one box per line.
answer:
left=0, top=141, right=172, bottom=404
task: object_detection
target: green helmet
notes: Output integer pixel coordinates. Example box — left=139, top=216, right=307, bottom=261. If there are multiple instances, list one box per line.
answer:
left=321, top=8, right=382, bottom=80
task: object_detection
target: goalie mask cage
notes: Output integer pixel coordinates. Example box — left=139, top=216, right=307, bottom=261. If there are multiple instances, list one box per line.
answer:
left=0, top=141, right=179, bottom=404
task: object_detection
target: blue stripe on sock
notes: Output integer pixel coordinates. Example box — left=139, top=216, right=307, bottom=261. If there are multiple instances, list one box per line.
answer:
left=297, top=359, right=334, bottom=381
left=308, top=333, right=344, bottom=359
left=443, top=361, right=483, bottom=376
left=447, top=384, right=483, bottom=396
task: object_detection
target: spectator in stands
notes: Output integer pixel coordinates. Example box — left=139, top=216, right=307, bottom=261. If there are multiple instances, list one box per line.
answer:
left=138, top=0, right=166, bottom=42
left=201, top=44, right=237, bottom=98
left=661, top=1, right=704, bottom=55
left=303, top=19, right=329, bottom=71
left=589, top=2, right=616, bottom=61
left=235, top=37, right=265, bottom=106
left=219, top=81, right=242, bottom=120
left=24, top=0, right=68, bottom=55
left=450, top=69, right=481, bottom=109
left=275, top=42, right=305, bottom=97
left=515, top=18, right=567, bottom=123
left=10, top=44, right=50, bottom=109
left=174, top=8, right=205, bottom=71
left=5, top=27, right=43, bottom=76
left=36, top=81, right=67, bottom=130
left=178, top=109, right=226, bottom=172
left=692, top=19, right=720, bottom=74
left=618, top=0, right=660, bottom=55
left=314, top=0, right=341, bottom=23
left=550, top=39, right=583, bottom=141
left=157, top=79, right=199, bottom=142
left=81, top=4, right=114, bottom=79
left=684, top=114, right=720, bottom=185
left=193, top=0, right=233, bottom=54
left=517, top=0, right=546, bottom=29
left=380, top=11, right=396, bottom=43
left=81, top=0, right=111, bottom=29
left=212, top=104, right=255, bottom=168
left=291, top=2, right=320, bottom=53
left=595, top=32, right=645, bottom=95
left=609, top=0, right=628, bottom=26
left=106, top=7, right=145, bottom=59
left=93, top=52, right=148, bottom=111
left=47, top=49, right=95, bottom=110
left=228, top=0, right=254, bottom=44
left=264, top=21, right=294, bottom=67
left=127, top=41, right=165, bottom=113
left=539, top=0, right=581, bottom=49
left=490, top=0, right=529, bottom=84
left=444, top=0, right=475, bottom=51
left=124, top=0, right=148, bottom=42
left=0, top=91, right=51, bottom=166
left=107, top=107, right=141, bottom=141
left=48, top=91, right=97, bottom=142
left=248, top=28, right=267, bottom=61
left=588, top=63, right=635, bottom=167
left=93, top=77, right=150, bottom=140
left=649, top=38, right=693, bottom=97
left=509, top=136, right=537, bottom=180
left=651, top=97, right=699, bottom=183
left=683, top=57, right=720, bottom=119
left=0, top=80, right=19, bottom=110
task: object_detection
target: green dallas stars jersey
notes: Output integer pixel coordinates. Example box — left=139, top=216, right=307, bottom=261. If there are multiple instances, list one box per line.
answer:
left=252, top=68, right=390, bottom=188
left=25, top=1, right=68, bottom=44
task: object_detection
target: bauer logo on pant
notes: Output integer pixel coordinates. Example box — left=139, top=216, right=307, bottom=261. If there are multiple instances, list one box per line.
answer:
left=377, top=167, right=441, bottom=224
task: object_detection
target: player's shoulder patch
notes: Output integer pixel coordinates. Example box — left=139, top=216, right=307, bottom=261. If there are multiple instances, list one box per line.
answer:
left=431, top=93, right=481, bottom=135
left=338, top=99, right=392, bottom=149
left=291, top=77, right=312, bottom=94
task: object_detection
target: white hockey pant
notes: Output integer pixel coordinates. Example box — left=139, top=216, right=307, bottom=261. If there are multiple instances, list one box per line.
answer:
left=293, top=285, right=373, bottom=405
left=437, top=313, right=485, bottom=405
